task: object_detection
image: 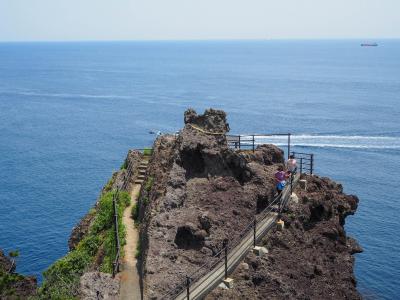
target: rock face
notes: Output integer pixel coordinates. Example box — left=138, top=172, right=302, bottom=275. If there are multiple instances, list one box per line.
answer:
left=207, top=175, right=362, bottom=300
left=138, top=108, right=285, bottom=299
left=0, top=250, right=37, bottom=299
left=79, top=272, right=120, bottom=300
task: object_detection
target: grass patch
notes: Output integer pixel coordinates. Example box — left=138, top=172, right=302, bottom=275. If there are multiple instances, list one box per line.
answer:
left=120, top=159, right=128, bottom=170
left=131, top=203, right=139, bottom=222
left=143, top=148, right=153, bottom=156
left=103, top=176, right=115, bottom=194
left=145, top=177, right=154, bottom=192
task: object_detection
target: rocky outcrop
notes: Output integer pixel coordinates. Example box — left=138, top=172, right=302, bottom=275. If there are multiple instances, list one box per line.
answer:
left=137, top=109, right=285, bottom=299
left=0, top=250, right=37, bottom=299
left=79, top=272, right=120, bottom=300
left=207, top=175, right=362, bottom=299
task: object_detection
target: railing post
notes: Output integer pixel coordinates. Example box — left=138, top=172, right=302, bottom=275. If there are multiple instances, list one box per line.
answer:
left=186, top=276, right=190, bottom=300
left=238, top=135, right=241, bottom=150
left=253, top=218, right=257, bottom=247
left=310, top=154, right=314, bottom=175
left=252, top=135, right=255, bottom=152
left=223, top=239, right=228, bottom=279
left=300, top=158, right=303, bottom=174
left=287, top=133, right=291, bottom=159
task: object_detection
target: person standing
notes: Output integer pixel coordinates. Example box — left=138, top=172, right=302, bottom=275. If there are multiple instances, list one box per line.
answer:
left=287, top=154, right=297, bottom=174
left=275, top=165, right=288, bottom=195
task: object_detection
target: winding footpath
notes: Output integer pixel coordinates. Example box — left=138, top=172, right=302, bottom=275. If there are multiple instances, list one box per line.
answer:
left=119, top=184, right=142, bottom=300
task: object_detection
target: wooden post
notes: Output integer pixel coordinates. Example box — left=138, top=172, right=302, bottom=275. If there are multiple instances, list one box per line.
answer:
left=287, top=133, right=291, bottom=159
left=238, top=135, right=241, bottom=150
left=252, top=135, right=255, bottom=152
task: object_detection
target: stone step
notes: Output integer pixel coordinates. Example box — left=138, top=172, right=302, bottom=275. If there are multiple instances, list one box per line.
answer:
left=134, top=180, right=144, bottom=184
left=138, top=175, right=146, bottom=180
left=139, top=170, right=146, bottom=174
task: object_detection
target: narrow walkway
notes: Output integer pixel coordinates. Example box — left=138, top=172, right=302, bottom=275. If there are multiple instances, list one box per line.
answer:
left=175, top=173, right=300, bottom=300
left=119, top=184, right=141, bottom=300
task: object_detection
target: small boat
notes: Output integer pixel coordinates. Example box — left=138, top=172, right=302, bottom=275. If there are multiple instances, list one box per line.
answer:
left=361, top=43, right=378, bottom=47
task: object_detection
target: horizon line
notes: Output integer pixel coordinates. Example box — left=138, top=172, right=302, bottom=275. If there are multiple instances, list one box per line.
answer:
left=0, top=37, right=399, bottom=44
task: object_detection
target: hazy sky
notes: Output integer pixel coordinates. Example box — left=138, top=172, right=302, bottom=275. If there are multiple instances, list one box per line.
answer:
left=1, top=0, right=399, bottom=41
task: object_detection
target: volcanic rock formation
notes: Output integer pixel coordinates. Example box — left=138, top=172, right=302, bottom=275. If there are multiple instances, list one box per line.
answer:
left=136, top=108, right=287, bottom=299
left=207, top=175, right=362, bottom=299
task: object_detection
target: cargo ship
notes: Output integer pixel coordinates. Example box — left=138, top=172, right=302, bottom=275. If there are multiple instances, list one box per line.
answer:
left=361, top=43, right=378, bottom=47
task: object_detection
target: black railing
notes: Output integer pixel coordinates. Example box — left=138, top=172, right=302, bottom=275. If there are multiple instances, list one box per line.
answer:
left=227, top=133, right=292, bottom=159
left=161, top=174, right=299, bottom=300
left=291, top=152, right=314, bottom=175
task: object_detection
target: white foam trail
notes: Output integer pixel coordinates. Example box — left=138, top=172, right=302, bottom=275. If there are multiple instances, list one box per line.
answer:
left=238, top=135, right=400, bottom=150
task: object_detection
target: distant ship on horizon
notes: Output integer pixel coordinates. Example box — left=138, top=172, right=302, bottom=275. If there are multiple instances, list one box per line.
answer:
left=361, top=42, right=378, bottom=47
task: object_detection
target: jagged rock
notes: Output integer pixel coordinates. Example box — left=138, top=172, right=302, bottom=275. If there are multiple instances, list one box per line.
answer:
left=0, top=250, right=37, bottom=299
left=184, top=108, right=230, bottom=133
left=136, top=108, right=361, bottom=300
left=206, top=174, right=362, bottom=300
left=79, top=272, right=119, bottom=300
left=0, top=250, right=13, bottom=272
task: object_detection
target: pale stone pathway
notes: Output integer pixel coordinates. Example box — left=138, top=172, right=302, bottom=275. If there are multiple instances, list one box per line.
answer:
left=119, top=184, right=141, bottom=300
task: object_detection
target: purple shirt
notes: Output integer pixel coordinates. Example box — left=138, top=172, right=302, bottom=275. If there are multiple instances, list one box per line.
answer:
left=275, top=171, right=286, bottom=182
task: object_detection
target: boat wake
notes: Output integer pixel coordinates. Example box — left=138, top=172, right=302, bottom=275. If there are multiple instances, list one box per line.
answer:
left=239, top=134, right=400, bottom=150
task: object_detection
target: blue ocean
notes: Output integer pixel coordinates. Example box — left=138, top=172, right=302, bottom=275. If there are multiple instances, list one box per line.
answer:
left=0, top=40, right=399, bottom=299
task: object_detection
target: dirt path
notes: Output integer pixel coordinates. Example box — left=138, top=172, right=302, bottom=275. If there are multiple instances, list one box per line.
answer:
left=119, top=184, right=141, bottom=300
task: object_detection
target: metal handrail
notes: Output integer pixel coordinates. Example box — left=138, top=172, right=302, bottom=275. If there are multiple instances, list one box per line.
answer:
left=227, top=133, right=292, bottom=159
left=291, top=151, right=314, bottom=175
left=161, top=174, right=299, bottom=300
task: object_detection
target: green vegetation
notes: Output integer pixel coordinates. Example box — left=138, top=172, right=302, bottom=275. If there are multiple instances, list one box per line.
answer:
left=142, top=196, right=149, bottom=206
left=120, top=159, right=128, bottom=170
left=131, top=203, right=139, bottom=223
left=143, top=148, right=153, bottom=156
left=0, top=270, right=26, bottom=298
left=0, top=250, right=24, bottom=298
left=145, top=176, right=154, bottom=192
left=103, top=175, right=116, bottom=194
left=8, top=250, right=19, bottom=258
left=135, top=238, right=141, bottom=259
left=35, top=190, right=131, bottom=299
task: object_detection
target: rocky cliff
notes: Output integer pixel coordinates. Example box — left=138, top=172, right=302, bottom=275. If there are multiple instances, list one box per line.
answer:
left=136, top=108, right=362, bottom=299
left=136, top=109, right=301, bottom=299
left=207, top=174, right=362, bottom=299
left=0, top=250, right=37, bottom=299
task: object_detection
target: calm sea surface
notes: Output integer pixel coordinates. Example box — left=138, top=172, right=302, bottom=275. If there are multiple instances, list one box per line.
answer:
left=0, top=40, right=399, bottom=298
